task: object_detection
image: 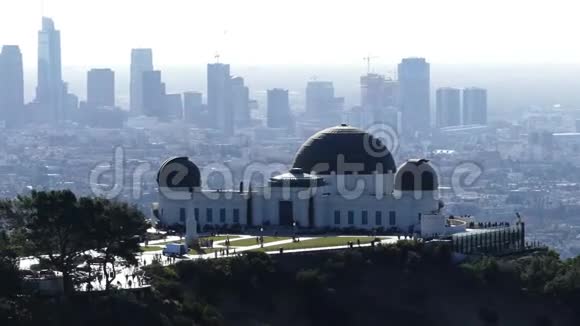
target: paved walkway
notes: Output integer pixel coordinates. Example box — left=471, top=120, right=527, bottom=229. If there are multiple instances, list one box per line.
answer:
left=19, top=234, right=401, bottom=292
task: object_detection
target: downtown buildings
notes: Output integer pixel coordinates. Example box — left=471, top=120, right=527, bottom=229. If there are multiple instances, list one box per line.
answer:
left=130, top=48, right=154, bottom=116
left=267, top=88, right=291, bottom=129
left=87, top=68, right=115, bottom=109
left=142, top=70, right=165, bottom=119
left=183, top=92, right=203, bottom=123
left=436, top=87, right=461, bottom=128
left=463, top=87, right=488, bottom=125
left=207, top=63, right=234, bottom=135
left=398, top=58, right=430, bottom=137
left=36, top=17, right=64, bottom=123
left=305, top=81, right=343, bottom=126
left=435, top=86, right=488, bottom=128
left=356, top=73, right=400, bottom=131
left=0, top=45, right=24, bottom=126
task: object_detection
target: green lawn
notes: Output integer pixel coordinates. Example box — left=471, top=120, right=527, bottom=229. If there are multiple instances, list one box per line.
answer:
left=188, top=247, right=219, bottom=255
left=202, top=235, right=240, bottom=242
left=230, top=236, right=290, bottom=247
left=252, top=236, right=381, bottom=252
left=142, top=245, right=163, bottom=252
left=146, top=235, right=239, bottom=246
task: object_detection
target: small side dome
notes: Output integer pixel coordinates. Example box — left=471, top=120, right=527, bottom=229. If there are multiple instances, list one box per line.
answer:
left=157, top=157, right=201, bottom=189
left=394, top=159, right=438, bottom=191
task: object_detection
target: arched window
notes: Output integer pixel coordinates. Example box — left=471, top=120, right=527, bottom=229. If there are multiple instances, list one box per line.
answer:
left=421, top=171, right=435, bottom=190
left=401, top=171, right=415, bottom=191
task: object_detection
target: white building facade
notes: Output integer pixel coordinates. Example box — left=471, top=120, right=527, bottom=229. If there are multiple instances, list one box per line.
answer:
left=156, top=125, right=447, bottom=241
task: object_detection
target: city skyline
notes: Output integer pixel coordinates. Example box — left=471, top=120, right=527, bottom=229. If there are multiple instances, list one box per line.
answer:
left=0, top=0, right=579, bottom=66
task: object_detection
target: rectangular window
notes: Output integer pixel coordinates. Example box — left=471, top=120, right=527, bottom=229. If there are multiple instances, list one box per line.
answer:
left=375, top=211, right=382, bottom=226
left=334, top=210, right=341, bottom=225
left=179, top=208, right=186, bottom=223
left=233, top=209, right=240, bottom=224
left=362, top=211, right=368, bottom=225
left=348, top=211, right=354, bottom=225
left=389, top=211, right=396, bottom=226
left=220, top=208, right=226, bottom=223
left=206, top=208, right=213, bottom=223
left=194, top=208, right=199, bottom=221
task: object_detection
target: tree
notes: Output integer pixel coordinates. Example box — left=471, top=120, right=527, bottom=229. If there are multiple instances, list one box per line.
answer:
left=0, top=232, right=20, bottom=296
left=82, top=198, right=148, bottom=291
left=3, top=190, right=91, bottom=294
left=0, top=190, right=149, bottom=295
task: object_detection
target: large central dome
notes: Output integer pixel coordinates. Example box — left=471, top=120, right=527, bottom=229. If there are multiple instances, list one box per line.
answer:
left=292, top=124, right=397, bottom=175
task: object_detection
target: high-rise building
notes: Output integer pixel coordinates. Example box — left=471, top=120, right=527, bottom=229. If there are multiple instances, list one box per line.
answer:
left=398, top=58, right=430, bottom=136
left=207, top=63, right=233, bottom=135
left=360, top=73, right=400, bottom=128
left=0, top=45, right=24, bottom=124
left=436, top=87, right=461, bottom=128
left=183, top=91, right=203, bottom=123
left=305, top=81, right=342, bottom=125
left=87, top=68, right=115, bottom=109
left=463, top=87, right=487, bottom=125
left=267, top=88, right=291, bottom=128
left=231, top=76, right=250, bottom=128
left=142, top=70, right=165, bottom=118
left=361, top=74, right=386, bottom=111
left=165, top=93, right=183, bottom=120
left=130, top=49, right=153, bottom=115
left=36, top=17, right=64, bottom=122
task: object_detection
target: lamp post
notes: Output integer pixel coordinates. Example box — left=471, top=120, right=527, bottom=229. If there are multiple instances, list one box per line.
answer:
left=226, top=234, right=230, bottom=254
left=292, top=221, right=297, bottom=242
left=260, top=227, right=264, bottom=248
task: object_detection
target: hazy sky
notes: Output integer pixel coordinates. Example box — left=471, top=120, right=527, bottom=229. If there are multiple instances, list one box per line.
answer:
left=0, top=0, right=578, bottom=67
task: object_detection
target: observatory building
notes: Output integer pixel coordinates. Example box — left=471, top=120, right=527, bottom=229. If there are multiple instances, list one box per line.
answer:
left=156, top=124, right=450, bottom=241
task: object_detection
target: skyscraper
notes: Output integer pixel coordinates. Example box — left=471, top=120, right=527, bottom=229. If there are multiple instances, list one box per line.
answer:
left=361, top=74, right=386, bottom=111
left=130, top=49, right=153, bottom=115
left=267, top=88, right=290, bottom=129
left=463, top=87, right=488, bottom=125
left=142, top=70, right=165, bottom=118
left=306, top=81, right=342, bottom=125
left=436, top=87, right=461, bottom=128
left=398, top=58, right=430, bottom=136
left=207, top=63, right=233, bottom=135
left=36, top=17, right=64, bottom=122
left=0, top=45, right=24, bottom=124
left=360, top=73, right=400, bottom=127
left=165, top=93, right=183, bottom=120
left=231, top=76, right=250, bottom=128
left=87, top=68, right=115, bottom=109
left=183, top=91, right=203, bottom=123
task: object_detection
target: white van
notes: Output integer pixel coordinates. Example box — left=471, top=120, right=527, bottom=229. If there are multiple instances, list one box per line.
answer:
left=162, top=243, right=188, bottom=257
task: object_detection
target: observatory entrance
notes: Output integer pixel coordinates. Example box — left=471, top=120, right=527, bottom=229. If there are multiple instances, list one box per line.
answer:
left=278, top=201, right=294, bottom=226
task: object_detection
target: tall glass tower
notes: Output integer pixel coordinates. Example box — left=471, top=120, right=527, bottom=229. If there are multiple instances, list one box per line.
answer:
left=36, top=17, right=64, bottom=122
left=130, top=49, right=154, bottom=115
left=207, top=63, right=233, bottom=135
left=398, top=58, right=430, bottom=137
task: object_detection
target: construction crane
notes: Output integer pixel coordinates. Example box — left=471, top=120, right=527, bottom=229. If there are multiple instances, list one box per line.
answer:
left=515, top=212, right=523, bottom=224
left=363, top=55, right=378, bottom=74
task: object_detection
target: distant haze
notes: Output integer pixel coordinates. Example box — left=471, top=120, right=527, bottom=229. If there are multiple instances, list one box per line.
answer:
left=15, top=63, right=575, bottom=121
